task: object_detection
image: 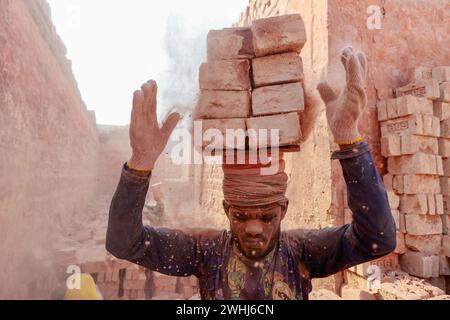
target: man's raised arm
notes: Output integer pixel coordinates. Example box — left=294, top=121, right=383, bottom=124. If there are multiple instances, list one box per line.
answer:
left=105, top=80, right=208, bottom=277
left=287, top=47, right=396, bottom=278
left=287, top=141, right=396, bottom=279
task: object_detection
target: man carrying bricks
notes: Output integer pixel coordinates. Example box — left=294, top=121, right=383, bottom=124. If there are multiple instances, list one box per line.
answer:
left=106, top=47, right=396, bottom=300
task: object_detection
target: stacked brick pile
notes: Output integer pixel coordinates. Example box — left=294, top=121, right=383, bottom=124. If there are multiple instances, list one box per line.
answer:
left=196, top=14, right=307, bottom=150
left=377, top=66, right=450, bottom=291
left=80, top=259, right=199, bottom=300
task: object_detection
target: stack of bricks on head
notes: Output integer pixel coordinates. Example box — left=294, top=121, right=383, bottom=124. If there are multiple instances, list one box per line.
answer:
left=377, top=66, right=450, bottom=282
left=196, top=14, right=307, bottom=155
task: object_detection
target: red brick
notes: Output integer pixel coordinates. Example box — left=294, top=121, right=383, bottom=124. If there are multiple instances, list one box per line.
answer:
left=188, top=276, right=198, bottom=287
left=396, top=95, right=433, bottom=117
left=439, top=256, right=450, bottom=275
left=399, top=212, right=407, bottom=233
left=395, top=79, right=440, bottom=100
left=82, top=261, right=108, bottom=274
left=436, top=194, right=444, bottom=215
left=129, top=290, right=138, bottom=300
left=439, top=82, right=450, bottom=103
left=196, top=90, right=251, bottom=119
left=111, top=269, right=120, bottom=283
left=387, top=191, right=400, bottom=209
left=433, top=116, right=441, bottom=137
left=252, top=14, right=306, bottom=57
left=432, top=67, right=450, bottom=83
left=381, top=134, right=401, bottom=157
left=443, top=236, right=450, bottom=257
left=377, top=101, right=388, bottom=121
left=207, top=27, right=254, bottom=61
left=387, top=153, right=437, bottom=175
left=402, top=175, right=441, bottom=194
left=423, top=114, right=436, bottom=136
left=441, top=118, right=450, bottom=138
left=134, top=290, right=145, bottom=300
left=443, top=215, right=450, bottom=235
left=439, top=138, right=450, bottom=157
left=153, top=272, right=178, bottom=290
left=431, top=195, right=441, bottom=215
left=405, top=234, right=442, bottom=255
left=123, top=279, right=146, bottom=290
left=437, top=155, right=444, bottom=176
left=445, top=197, right=450, bottom=213
left=252, top=52, right=303, bottom=88
left=395, top=232, right=407, bottom=254
left=131, top=270, right=147, bottom=281
left=252, top=82, right=304, bottom=116
left=199, top=60, right=250, bottom=91
left=354, top=254, right=399, bottom=277
left=386, top=98, right=398, bottom=119
left=399, top=252, right=439, bottom=278
left=103, top=271, right=113, bottom=283
left=433, top=101, right=450, bottom=120
left=400, top=134, right=438, bottom=155
left=368, top=254, right=399, bottom=274
left=247, top=112, right=301, bottom=148
left=440, top=177, right=450, bottom=196
left=412, top=66, right=433, bottom=83
left=391, top=209, right=400, bottom=229
left=125, top=266, right=139, bottom=281
left=376, top=88, right=394, bottom=100
left=428, top=194, right=436, bottom=215
left=400, top=194, right=428, bottom=215
left=405, top=214, right=443, bottom=235
left=393, top=175, right=404, bottom=194
left=380, top=115, right=424, bottom=137
left=383, top=174, right=394, bottom=190
left=442, top=158, right=450, bottom=176
left=201, top=118, right=247, bottom=149
left=183, top=286, right=199, bottom=299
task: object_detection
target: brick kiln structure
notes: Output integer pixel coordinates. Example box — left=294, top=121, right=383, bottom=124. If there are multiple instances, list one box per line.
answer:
left=1, top=0, right=450, bottom=300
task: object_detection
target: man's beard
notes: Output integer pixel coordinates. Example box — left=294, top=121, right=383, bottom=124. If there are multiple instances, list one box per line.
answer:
left=233, top=228, right=281, bottom=260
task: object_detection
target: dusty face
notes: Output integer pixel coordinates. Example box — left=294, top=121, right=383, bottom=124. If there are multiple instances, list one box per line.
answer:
left=224, top=201, right=288, bottom=259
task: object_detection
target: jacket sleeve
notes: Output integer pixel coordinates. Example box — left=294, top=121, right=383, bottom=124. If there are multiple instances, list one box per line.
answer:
left=105, top=164, right=220, bottom=278
left=286, top=142, right=396, bottom=279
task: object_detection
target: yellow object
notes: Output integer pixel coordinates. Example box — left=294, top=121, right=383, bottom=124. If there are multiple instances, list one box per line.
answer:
left=127, top=161, right=152, bottom=173
left=337, top=136, right=364, bottom=146
left=64, top=274, right=103, bottom=300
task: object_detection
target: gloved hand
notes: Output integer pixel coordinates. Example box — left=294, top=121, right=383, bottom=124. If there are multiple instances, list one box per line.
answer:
left=317, top=47, right=368, bottom=146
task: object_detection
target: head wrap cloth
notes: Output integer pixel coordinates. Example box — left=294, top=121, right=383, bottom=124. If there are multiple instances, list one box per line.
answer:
left=222, top=158, right=288, bottom=207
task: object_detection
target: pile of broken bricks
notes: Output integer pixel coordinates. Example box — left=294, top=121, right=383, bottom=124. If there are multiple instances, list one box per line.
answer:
left=376, top=66, right=450, bottom=289
left=195, top=14, right=307, bottom=151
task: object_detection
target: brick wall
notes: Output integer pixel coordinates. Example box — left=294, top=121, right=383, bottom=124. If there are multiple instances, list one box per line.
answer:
left=0, top=0, right=99, bottom=299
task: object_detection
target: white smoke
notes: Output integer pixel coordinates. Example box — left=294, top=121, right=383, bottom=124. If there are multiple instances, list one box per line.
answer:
left=158, top=12, right=206, bottom=123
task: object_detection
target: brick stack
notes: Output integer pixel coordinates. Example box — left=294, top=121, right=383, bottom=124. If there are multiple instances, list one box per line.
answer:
left=196, top=14, right=307, bottom=150
left=432, top=67, right=450, bottom=288
left=377, top=66, right=450, bottom=290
